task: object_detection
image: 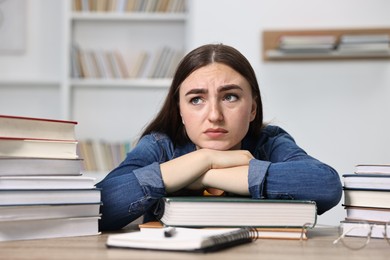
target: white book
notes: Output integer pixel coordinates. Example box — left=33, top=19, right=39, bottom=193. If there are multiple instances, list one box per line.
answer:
left=0, top=137, right=78, bottom=159
left=0, top=157, right=82, bottom=176
left=0, top=203, right=101, bottom=221
left=355, top=164, right=390, bottom=174
left=0, top=176, right=96, bottom=189
left=341, top=221, right=388, bottom=239
left=0, top=216, right=100, bottom=242
left=0, top=189, right=101, bottom=205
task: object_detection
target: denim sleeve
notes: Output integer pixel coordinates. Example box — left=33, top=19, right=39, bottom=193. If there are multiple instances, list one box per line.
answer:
left=248, top=127, right=342, bottom=215
left=96, top=135, right=168, bottom=231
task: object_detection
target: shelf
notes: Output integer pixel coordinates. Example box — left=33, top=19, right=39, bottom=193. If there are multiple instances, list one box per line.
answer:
left=71, top=12, right=187, bottom=22
left=263, top=27, right=390, bottom=61
left=0, top=79, right=60, bottom=87
left=70, top=78, right=172, bottom=88
left=266, top=49, right=390, bottom=60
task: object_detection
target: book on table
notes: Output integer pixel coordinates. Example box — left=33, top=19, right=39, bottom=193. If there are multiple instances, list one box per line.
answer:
left=0, top=216, right=100, bottom=242
left=0, top=157, right=83, bottom=176
left=106, top=226, right=258, bottom=252
left=0, top=137, right=78, bottom=159
left=344, top=206, right=390, bottom=223
left=340, top=220, right=389, bottom=239
left=157, top=197, right=317, bottom=228
left=343, top=174, right=390, bottom=190
left=343, top=188, right=390, bottom=209
left=0, top=203, right=101, bottom=221
left=0, top=114, right=102, bottom=241
left=0, top=189, right=101, bottom=205
left=354, top=164, right=390, bottom=175
left=0, top=176, right=96, bottom=189
left=0, top=114, right=77, bottom=140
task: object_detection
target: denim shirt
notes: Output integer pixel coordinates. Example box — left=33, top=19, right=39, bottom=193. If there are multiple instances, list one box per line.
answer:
left=96, top=125, right=342, bottom=231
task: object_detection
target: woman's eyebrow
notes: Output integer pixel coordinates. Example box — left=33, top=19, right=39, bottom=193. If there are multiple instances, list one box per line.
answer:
left=218, top=84, right=243, bottom=92
left=185, top=88, right=207, bottom=96
left=184, top=84, right=243, bottom=96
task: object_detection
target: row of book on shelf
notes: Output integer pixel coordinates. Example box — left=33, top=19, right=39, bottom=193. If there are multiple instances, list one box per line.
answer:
left=0, top=114, right=101, bottom=241
left=275, top=33, right=390, bottom=54
left=78, top=139, right=133, bottom=172
left=340, top=164, right=390, bottom=239
left=71, top=44, right=183, bottom=79
left=73, top=0, right=186, bottom=13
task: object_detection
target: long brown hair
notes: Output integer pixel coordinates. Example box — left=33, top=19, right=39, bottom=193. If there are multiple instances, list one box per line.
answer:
left=141, top=43, right=264, bottom=146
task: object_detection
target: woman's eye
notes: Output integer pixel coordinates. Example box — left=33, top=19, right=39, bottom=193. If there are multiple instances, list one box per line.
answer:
left=190, top=97, right=203, bottom=105
left=223, top=94, right=239, bottom=102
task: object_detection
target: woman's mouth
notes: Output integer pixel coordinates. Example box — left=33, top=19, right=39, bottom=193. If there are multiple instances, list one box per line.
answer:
left=204, top=128, right=228, bottom=138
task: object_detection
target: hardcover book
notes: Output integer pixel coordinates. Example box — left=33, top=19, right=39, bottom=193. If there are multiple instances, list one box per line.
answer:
left=157, top=197, right=317, bottom=228
left=0, top=115, right=77, bottom=140
left=0, top=157, right=83, bottom=176
left=0, top=137, right=78, bottom=159
left=0, top=216, right=100, bottom=242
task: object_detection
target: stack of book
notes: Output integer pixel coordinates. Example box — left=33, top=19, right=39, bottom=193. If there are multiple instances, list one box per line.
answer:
left=341, top=164, right=390, bottom=238
left=0, top=115, right=101, bottom=241
left=277, top=35, right=337, bottom=54
left=153, top=196, right=318, bottom=240
left=337, top=34, right=390, bottom=54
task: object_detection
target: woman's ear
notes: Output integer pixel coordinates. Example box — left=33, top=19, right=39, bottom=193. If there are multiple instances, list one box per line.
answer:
left=250, top=99, right=257, bottom=122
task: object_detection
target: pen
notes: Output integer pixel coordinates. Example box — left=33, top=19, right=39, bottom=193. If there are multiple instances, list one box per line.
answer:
left=164, top=227, right=176, bottom=238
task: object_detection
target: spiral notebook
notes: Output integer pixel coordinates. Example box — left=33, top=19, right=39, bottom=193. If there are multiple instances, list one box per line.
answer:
left=106, top=227, right=257, bottom=252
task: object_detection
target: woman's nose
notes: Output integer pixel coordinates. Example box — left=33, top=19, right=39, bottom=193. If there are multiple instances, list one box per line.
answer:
left=208, top=102, right=224, bottom=122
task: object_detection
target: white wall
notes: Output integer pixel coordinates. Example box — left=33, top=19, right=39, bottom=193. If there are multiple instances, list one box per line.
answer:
left=187, top=0, right=390, bottom=225
left=0, top=0, right=62, bottom=119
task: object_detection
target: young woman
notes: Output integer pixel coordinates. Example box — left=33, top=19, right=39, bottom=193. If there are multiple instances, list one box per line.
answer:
left=96, top=44, right=342, bottom=231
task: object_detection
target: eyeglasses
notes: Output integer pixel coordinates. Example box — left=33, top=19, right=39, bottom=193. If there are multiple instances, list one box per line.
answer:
left=333, top=221, right=390, bottom=250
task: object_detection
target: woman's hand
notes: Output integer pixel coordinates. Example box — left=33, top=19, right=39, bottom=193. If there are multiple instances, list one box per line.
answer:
left=205, top=149, right=254, bottom=169
left=160, top=149, right=253, bottom=194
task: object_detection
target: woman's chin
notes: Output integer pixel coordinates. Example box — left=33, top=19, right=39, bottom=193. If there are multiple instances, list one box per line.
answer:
left=197, top=142, right=240, bottom=151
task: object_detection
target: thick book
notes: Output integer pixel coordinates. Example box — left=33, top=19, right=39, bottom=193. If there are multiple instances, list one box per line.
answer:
left=157, top=197, right=317, bottom=228
left=0, top=157, right=82, bottom=176
left=0, top=203, right=101, bottom=221
left=344, top=206, right=390, bottom=223
left=0, top=115, right=77, bottom=140
left=0, top=216, right=100, bottom=242
left=343, top=188, right=390, bottom=209
left=355, top=164, right=390, bottom=175
left=340, top=220, right=388, bottom=239
left=343, top=174, right=390, bottom=189
left=0, top=176, right=96, bottom=189
left=106, top=227, right=257, bottom=252
left=0, top=189, right=101, bottom=205
left=0, top=137, right=78, bottom=159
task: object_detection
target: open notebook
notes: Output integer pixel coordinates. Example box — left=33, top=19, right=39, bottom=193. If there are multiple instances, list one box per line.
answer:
left=106, top=227, right=257, bottom=252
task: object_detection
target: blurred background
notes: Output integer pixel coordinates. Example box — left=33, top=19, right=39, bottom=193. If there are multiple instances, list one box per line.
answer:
left=0, top=0, right=389, bottom=226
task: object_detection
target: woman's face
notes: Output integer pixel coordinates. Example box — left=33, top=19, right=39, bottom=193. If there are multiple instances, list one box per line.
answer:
left=179, top=63, right=257, bottom=150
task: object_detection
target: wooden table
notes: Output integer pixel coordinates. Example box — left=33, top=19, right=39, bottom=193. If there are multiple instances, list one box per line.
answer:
left=0, top=226, right=389, bottom=260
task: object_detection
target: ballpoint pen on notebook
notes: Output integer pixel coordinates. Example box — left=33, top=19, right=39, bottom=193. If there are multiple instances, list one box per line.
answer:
left=164, top=227, right=177, bottom=237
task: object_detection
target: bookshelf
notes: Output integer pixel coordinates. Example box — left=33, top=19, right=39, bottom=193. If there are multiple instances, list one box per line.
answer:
left=263, top=28, right=390, bottom=61
left=60, top=0, right=188, bottom=174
